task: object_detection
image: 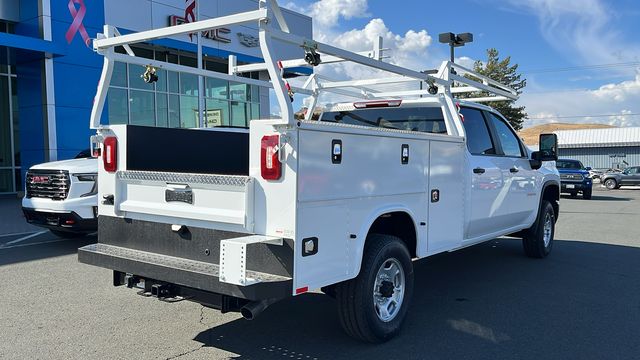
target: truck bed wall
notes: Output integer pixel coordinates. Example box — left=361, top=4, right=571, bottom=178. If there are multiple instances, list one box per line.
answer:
left=126, top=126, right=249, bottom=175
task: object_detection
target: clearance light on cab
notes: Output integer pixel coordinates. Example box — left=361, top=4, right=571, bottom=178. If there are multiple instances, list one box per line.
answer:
left=353, top=100, right=402, bottom=109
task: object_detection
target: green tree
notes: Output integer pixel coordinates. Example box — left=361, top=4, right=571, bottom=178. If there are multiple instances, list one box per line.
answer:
left=466, top=48, right=527, bottom=130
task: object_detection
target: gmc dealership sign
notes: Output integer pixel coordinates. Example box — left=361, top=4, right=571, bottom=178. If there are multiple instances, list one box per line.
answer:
left=169, top=15, right=258, bottom=47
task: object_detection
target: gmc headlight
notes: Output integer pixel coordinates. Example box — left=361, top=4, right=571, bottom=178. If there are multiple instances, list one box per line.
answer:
left=74, top=173, right=97, bottom=182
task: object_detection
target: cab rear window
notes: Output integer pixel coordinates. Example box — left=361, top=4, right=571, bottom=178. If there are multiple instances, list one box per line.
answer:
left=320, top=107, right=447, bottom=134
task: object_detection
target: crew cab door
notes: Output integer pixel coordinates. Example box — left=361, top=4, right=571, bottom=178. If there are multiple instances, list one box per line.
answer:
left=483, top=111, right=538, bottom=227
left=460, top=107, right=509, bottom=239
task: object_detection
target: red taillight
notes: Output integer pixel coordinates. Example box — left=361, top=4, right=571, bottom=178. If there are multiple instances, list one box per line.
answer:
left=261, top=135, right=281, bottom=180
left=103, top=136, right=118, bottom=173
left=353, top=100, right=402, bottom=109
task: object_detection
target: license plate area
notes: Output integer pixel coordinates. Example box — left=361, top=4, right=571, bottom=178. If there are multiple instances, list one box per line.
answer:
left=566, top=184, right=575, bottom=189
left=165, top=186, right=193, bottom=204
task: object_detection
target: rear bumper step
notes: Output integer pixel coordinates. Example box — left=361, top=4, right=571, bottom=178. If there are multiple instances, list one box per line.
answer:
left=78, top=243, right=292, bottom=301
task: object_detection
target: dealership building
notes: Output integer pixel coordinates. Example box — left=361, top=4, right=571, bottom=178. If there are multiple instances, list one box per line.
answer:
left=555, top=127, right=640, bottom=169
left=0, top=0, right=311, bottom=194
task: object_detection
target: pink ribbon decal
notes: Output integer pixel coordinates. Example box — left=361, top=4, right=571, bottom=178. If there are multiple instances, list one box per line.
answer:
left=65, top=0, right=91, bottom=47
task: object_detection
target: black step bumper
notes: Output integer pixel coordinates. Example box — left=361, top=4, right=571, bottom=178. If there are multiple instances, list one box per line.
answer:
left=78, top=243, right=292, bottom=301
left=78, top=216, right=293, bottom=302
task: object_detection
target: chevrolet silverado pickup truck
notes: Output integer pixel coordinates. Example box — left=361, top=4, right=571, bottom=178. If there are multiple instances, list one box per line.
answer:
left=78, top=0, right=560, bottom=343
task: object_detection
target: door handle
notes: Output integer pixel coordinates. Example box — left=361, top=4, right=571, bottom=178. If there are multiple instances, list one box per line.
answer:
left=473, top=167, right=485, bottom=174
left=510, top=167, right=519, bottom=173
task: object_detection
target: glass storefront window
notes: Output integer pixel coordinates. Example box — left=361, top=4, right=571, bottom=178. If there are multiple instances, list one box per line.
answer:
left=229, top=82, right=249, bottom=101
left=180, top=55, right=197, bottom=68
left=168, top=94, right=180, bottom=128
left=167, top=71, right=179, bottom=94
left=129, top=90, right=155, bottom=126
left=0, top=170, right=12, bottom=193
left=156, top=93, right=169, bottom=127
left=156, top=69, right=167, bottom=93
left=179, top=96, right=198, bottom=128
left=180, top=73, right=198, bottom=96
left=0, top=76, right=10, bottom=168
left=112, top=62, right=127, bottom=87
left=251, top=103, right=261, bottom=120
left=205, top=98, right=230, bottom=127
left=108, top=87, right=129, bottom=124
left=230, top=101, right=249, bottom=127
left=106, top=49, right=263, bottom=130
left=206, top=77, right=227, bottom=99
left=12, top=77, right=19, bottom=166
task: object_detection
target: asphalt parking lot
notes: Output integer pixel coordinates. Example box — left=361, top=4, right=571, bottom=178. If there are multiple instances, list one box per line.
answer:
left=1, top=187, right=639, bottom=360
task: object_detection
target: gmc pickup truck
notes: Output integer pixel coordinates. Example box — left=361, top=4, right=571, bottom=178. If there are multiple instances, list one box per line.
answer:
left=78, top=0, right=560, bottom=343
left=22, top=151, right=98, bottom=237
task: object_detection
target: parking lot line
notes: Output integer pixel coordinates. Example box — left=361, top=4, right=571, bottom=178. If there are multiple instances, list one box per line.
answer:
left=0, top=231, right=39, bottom=239
left=0, top=238, right=78, bottom=250
left=2, top=231, right=47, bottom=247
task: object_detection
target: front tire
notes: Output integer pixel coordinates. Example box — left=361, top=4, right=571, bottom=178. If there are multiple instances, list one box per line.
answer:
left=336, top=234, right=414, bottom=343
left=583, top=189, right=592, bottom=200
left=522, top=200, right=555, bottom=258
left=604, top=179, right=618, bottom=190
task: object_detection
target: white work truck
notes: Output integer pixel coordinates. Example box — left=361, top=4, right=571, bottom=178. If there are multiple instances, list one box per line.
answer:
left=78, top=0, right=560, bottom=343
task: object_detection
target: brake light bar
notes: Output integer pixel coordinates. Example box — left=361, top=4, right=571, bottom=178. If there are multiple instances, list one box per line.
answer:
left=353, top=100, right=402, bottom=109
left=261, top=135, right=282, bottom=180
left=103, top=136, right=118, bottom=173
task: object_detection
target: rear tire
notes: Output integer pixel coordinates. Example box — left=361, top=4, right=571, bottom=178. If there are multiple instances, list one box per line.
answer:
left=522, top=200, right=555, bottom=258
left=50, top=230, right=86, bottom=239
left=604, top=179, right=617, bottom=190
left=583, top=189, right=592, bottom=200
left=336, top=234, right=414, bottom=343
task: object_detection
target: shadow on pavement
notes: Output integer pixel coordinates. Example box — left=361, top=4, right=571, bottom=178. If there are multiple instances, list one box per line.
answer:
left=560, top=194, right=631, bottom=201
left=589, top=195, right=632, bottom=201
left=193, top=238, right=640, bottom=360
left=0, top=234, right=95, bottom=267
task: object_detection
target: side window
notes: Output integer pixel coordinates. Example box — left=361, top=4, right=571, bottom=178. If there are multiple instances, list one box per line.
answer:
left=459, top=107, right=495, bottom=155
left=486, top=112, right=524, bottom=157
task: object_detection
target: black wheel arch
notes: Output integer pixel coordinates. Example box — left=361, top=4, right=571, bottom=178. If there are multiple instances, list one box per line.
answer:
left=540, top=181, right=560, bottom=222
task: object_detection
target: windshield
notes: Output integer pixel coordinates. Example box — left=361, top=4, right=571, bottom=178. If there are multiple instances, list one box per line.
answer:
left=556, top=160, right=584, bottom=170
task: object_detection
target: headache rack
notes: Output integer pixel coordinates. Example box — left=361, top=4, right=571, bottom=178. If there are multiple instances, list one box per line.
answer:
left=89, top=0, right=518, bottom=135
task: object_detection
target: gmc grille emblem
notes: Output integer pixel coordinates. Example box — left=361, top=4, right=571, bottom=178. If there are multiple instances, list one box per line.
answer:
left=31, top=176, right=50, bottom=184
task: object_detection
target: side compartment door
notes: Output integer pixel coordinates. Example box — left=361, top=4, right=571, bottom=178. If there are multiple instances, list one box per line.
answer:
left=484, top=111, right=539, bottom=227
left=459, top=107, right=507, bottom=240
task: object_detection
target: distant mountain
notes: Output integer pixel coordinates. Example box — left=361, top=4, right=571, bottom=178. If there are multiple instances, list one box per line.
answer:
left=518, top=123, right=615, bottom=145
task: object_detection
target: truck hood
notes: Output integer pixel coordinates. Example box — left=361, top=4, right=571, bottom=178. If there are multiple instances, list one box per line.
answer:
left=29, top=157, right=98, bottom=173
left=558, top=168, right=589, bottom=176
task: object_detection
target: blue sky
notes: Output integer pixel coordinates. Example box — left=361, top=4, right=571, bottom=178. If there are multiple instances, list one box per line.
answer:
left=281, top=0, right=640, bottom=128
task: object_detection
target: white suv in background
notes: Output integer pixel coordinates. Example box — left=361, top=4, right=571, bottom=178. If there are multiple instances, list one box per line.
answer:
left=22, top=150, right=98, bottom=238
